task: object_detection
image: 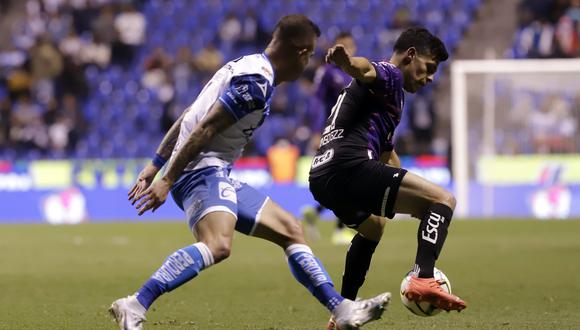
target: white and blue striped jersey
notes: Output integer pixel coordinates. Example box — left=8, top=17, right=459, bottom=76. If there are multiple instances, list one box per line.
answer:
left=172, top=53, right=275, bottom=171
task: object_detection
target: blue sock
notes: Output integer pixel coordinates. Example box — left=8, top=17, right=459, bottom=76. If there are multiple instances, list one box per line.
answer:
left=136, top=242, right=214, bottom=310
left=285, top=244, right=345, bottom=312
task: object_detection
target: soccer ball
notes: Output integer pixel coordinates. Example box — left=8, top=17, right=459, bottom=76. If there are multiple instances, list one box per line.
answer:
left=400, top=267, right=451, bottom=317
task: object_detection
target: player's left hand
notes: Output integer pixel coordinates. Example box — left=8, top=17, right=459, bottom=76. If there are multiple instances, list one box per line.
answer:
left=134, top=177, right=172, bottom=215
left=326, top=44, right=351, bottom=67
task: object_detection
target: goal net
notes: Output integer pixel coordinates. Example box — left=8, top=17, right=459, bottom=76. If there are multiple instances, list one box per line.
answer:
left=451, top=59, right=580, bottom=219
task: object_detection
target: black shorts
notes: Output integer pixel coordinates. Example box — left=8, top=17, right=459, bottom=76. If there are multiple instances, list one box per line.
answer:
left=309, top=160, right=407, bottom=228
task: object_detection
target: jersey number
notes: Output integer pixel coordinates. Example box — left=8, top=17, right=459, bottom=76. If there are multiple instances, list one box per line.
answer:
left=322, top=92, right=346, bottom=135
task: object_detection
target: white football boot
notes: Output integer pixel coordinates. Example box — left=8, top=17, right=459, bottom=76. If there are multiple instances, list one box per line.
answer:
left=331, top=292, right=391, bottom=330
left=109, top=295, right=147, bottom=330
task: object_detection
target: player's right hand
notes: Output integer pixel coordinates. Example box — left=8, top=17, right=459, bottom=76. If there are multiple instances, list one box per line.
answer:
left=134, top=176, right=172, bottom=215
left=128, top=163, right=160, bottom=205
left=326, top=44, right=351, bottom=67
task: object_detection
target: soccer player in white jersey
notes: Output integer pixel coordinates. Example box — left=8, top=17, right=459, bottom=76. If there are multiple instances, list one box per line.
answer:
left=109, top=15, right=390, bottom=330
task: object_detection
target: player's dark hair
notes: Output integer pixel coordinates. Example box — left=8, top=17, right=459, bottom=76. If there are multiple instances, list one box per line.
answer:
left=273, top=14, right=321, bottom=47
left=335, top=31, right=353, bottom=41
left=393, top=27, right=449, bottom=62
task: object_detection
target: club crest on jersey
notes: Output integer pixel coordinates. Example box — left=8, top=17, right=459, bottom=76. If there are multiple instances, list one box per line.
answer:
left=218, top=182, right=236, bottom=203
left=235, top=84, right=249, bottom=94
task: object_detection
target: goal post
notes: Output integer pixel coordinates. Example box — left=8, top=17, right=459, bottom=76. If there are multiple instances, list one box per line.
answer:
left=451, top=59, right=580, bottom=218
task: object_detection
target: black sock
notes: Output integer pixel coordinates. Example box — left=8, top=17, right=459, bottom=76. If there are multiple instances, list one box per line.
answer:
left=341, top=234, right=378, bottom=300
left=414, top=203, right=453, bottom=278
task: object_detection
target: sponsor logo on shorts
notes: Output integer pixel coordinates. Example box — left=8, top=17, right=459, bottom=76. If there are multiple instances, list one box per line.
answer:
left=311, top=149, right=334, bottom=169
left=421, top=212, right=445, bottom=244
left=218, top=182, right=236, bottom=203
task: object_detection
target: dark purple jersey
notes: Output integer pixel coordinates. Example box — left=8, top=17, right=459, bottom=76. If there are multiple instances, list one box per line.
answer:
left=309, top=61, right=404, bottom=177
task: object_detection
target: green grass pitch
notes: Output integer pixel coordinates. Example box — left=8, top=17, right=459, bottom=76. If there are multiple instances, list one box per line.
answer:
left=1, top=220, right=580, bottom=329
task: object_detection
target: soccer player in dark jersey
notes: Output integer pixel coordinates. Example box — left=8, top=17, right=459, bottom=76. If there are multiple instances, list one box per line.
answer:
left=308, top=27, right=467, bottom=328
left=303, top=32, right=357, bottom=245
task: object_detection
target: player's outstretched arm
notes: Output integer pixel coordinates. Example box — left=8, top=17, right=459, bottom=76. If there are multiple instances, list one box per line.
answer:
left=326, top=44, right=377, bottom=84
left=128, top=111, right=188, bottom=204
left=134, top=102, right=236, bottom=215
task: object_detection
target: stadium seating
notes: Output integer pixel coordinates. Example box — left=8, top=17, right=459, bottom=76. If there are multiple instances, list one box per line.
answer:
left=4, top=0, right=482, bottom=159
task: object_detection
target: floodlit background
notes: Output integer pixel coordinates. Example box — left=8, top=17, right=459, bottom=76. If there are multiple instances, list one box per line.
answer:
left=0, top=1, right=579, bottom=329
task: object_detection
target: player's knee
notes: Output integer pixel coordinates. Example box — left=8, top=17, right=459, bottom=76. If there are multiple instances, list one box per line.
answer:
left=285, top=217, right=305, bottom=243
left=358, top=215, right=385, bottom=242
left=436, top=190, right=456, bottom=210
left=207, top=241, right=232, bottom=263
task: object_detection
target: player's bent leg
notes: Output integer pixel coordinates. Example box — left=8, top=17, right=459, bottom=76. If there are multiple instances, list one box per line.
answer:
left=340, top=215, right=386, bottom=301
left=393, top=171, right=467, bottom=311
left=252, top=198, right=305, bottom=247
left=251, top=199, right=391, bottom=327
left=356, top=215, right=386, bottom=242
left=253, top=199, right=345, bottom=309
left=394, top=171, right=456, bottom=216
left=110, top=211, right=235, bottom=330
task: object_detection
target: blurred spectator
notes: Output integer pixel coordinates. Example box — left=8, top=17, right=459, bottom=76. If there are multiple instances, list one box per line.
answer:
left=142, top=47, right=173, bottom=104
left=267, top=139, right=300, bottom=183
left=113, top=3, right=145, bottom=67
left=530, top=94, right=575, bottom=153
left=58, top=55, right=88, bottom=100
left=11, top=4, right=45, bottom=50
left=407, top=90, right=436, bottom=155
left=0, top=44, right=27, bottom=73
left=79, top=35, right=111, bottom=68
left=513, top=19, right=557, bottom=58
left=555, top=0, right=580, bottom=57
left=71, top=0, right=97, bottom=34
left=92, top=4, right=118, bottom=45
left=58, top=29, right=82, bottom=62
left=573, top=92, right=580, bottom=148
left=237, top=9, right=269, bottom=49
left=45, top=8, right=71, bottom=42
left=43, top=98, right=68, bottom=152
left=9, top=94, right=48, bottom=152
left=172, top=46, right=194, bottom=96
left=6, top=65, right=32, bottom=101
left=219, top=12, right=241, bottom=52
left=29, top=35, right=63, bottom=103
left=0, top=97, right=11, bottom=147
left=193, top=43, right=224, bottom=76
left=379, top=7, right=415, bottom=52
left=514, top=0, right=580, bottom=58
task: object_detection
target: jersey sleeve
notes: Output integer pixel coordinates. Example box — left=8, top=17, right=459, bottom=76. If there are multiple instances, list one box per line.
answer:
left=218, top=74, right=273, bottom=120
left=368, top=61, right=403, bottom=97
